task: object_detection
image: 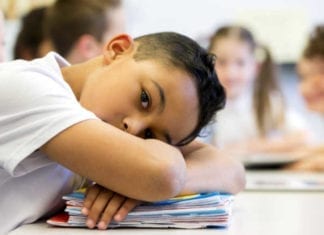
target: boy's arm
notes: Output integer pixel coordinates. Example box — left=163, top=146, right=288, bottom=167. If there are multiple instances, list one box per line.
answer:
left=179, top=140, right=246, bottom=195
left=41, top=119, right=186, bottom=202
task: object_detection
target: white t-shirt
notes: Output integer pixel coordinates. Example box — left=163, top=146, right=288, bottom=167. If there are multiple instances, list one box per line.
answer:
left=209, top=91, right=308, bottom=147
left=0, top=52, right=98, bottom=234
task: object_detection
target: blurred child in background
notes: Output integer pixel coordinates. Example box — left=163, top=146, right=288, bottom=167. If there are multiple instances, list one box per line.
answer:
left=44, top=0, right=126, bottom=64
left=288, top=25, right=324, bottom=171
left=207, top=25, right=309, bottom=158
left=14, top=7, right=53, bottom=60
left=297, top=26, right=324, bottom=136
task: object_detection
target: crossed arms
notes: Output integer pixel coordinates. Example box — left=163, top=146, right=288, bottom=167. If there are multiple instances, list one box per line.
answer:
left=41, top=119, right=245, bottom=201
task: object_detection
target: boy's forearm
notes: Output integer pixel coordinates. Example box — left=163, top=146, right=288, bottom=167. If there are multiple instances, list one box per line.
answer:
left=180, top=141, right=246, bottom=195
left=41, top=120, right=186, bottom=202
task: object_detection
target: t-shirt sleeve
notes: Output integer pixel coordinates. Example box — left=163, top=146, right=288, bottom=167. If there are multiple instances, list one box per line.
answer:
left=0, top=70, right=98, bottom=176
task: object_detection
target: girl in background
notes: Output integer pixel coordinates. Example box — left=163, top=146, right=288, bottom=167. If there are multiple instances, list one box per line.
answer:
left=287, top=25, right=324, bottom=171
left=207, top=25, right=309, bottom=157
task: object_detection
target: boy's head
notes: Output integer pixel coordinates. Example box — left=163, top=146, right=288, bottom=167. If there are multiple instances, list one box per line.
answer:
left=78, top=32, right=225, bottom=146
left=297, top=26, right=324, bottom=114
left=45, top=0, right=125, bottom=64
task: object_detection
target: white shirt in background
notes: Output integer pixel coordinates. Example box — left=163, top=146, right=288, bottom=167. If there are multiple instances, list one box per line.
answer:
left=209, top=91, right=309, bottom=148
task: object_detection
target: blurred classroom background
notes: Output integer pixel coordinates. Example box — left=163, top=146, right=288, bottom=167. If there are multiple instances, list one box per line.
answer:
left=1, top=0, right=323, bottom=122
left=2, top=0, right=323, bottom=62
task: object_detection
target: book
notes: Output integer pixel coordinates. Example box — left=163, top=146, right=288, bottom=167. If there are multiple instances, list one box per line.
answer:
left=47, top=191, right=234, bottom=229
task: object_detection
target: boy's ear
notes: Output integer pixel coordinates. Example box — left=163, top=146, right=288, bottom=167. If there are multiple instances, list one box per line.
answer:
left=103, top=34, right=134, bottom=64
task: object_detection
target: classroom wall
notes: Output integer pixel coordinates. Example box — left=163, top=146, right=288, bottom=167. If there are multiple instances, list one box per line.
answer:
left=124, top=0, right=324, bottom=63
left=3, top=0, right=324, bottom=63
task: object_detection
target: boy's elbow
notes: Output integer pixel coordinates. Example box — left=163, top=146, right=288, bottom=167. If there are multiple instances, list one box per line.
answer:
left=229, top=161, right=246, bottom=194
left=148, top=150, right=186, bottom=201
left=159, top=160, right=186, bottom=198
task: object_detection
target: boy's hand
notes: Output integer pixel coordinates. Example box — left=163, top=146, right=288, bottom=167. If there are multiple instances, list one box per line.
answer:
left=81, top=184, right=141, bottom=230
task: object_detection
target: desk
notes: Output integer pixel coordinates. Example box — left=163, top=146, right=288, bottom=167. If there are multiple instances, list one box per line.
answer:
left=246, top=170, right=324, bottom=191
left=9, top=172, right=324, bottom=235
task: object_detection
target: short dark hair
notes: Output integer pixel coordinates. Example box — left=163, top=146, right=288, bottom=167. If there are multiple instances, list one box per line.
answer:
left=14, top=7, right=47, bottom=59
left=134, top=32, right=226, bottom=146
left=303, top=25, right=324, bottom=60
left=44, top=0, right=121, bottom=57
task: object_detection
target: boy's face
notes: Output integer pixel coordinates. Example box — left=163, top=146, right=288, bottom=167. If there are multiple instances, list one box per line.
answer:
left=80, top=39, right=199, bottom=145
left=297, top=57, right=324, bottom=114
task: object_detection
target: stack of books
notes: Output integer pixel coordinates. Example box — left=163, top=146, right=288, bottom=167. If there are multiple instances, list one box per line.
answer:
left=47, top=191, right=234, bottom=229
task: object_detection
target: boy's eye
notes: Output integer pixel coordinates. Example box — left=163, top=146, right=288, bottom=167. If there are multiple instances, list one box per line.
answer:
left=140, top=90, right=150, bottom=109
left=144, top=128, right=155, bottom=139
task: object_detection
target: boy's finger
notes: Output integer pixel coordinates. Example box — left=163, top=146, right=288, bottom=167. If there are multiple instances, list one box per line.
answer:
left=114, top=199, right=140, bottom=222
left=86, top=189, right=113, bottom=228
left=83, top=184, right=101, bottom=212
left=97, top=194, right=125, bottom=230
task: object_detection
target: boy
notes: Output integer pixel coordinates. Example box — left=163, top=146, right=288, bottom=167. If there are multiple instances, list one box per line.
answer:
left=0, top=32, right=245, bottom=233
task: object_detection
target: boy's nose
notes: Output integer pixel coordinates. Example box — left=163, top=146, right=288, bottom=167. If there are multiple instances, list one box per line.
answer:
left=123, top=117, right=148, bottom=136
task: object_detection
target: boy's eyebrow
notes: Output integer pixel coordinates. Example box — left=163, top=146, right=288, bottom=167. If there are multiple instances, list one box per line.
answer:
left=151, top=80, right=165, bottom=113
left=150, top=80, right=173, bottom=145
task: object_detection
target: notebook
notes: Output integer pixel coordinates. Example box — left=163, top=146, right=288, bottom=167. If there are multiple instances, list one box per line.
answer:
left=47, top=191, right=234, bottom=229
